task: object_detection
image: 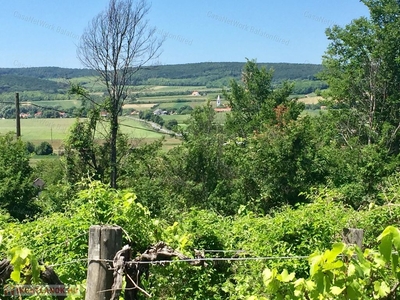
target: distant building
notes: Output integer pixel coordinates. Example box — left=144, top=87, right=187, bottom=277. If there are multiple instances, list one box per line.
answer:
left=214, top=107, right=231, bottom=112
left=153, top=108, right=163, bottom=115
left=191, top=91, right=200, bottom=96
left=20, top=113, right=31, bottom=119
left=34, top=111, right=42, bottom=118
left=216, top=95, right=221, bottom=107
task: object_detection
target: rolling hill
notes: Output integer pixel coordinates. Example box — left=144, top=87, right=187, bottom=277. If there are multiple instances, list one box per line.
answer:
left=0, top=62, right=324, bottom=91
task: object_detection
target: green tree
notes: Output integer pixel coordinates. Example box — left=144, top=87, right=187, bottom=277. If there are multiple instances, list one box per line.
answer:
left=165, top=119, right=178, bottom=130
left=180, top=103, right=227, bottom=207
left=321, top=0, right=400, bottom=154
left=224, top=59, right=303, bottom=137
left=257, top=226, right=400, bottom=299
left=64, top=113, right=109, bottom=184
left=226, top=115, right=331, bottom=211
left=34, top=141, right=53, bottom=155
left=0, top=133, right=39, bottom=220
left=32, top=158, right=74, bottom=214
left=25, top=141, right=35, bottom=154
left=77, top=0, right=163, bottom=188
left=64, top=110, right=133, bottom=187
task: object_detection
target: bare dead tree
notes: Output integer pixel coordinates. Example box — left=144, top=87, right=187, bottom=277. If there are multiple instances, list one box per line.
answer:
left=77, top=0, right=163, bottom=188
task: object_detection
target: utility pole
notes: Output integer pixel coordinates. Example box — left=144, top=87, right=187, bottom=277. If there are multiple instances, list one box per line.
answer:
left=15, top=93, right=21, bottom=138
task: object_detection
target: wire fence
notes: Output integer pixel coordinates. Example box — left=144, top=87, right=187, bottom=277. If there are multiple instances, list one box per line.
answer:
left=47, top=253, right=313, bottom=268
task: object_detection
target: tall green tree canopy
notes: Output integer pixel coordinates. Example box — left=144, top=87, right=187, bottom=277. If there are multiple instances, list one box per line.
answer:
left=0, top=133, right=39, bottom=220
left=321, top=0, right=400, bottom=154
left=224, top=59, right=303, bottom=137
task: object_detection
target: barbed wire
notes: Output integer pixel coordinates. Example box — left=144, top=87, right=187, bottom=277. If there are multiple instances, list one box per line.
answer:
left=130, top=255, right=310, bottom=265
left=47, top=258, right=89, bottom=268
left=203, top=249, right=247, bottom=253
left=47, top=254, right=311, bottom=268
left=33, top=246, right=397, bottom=268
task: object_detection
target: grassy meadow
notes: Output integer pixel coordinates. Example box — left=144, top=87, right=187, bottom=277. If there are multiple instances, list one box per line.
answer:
left=0, top=117, right=173, bottom=151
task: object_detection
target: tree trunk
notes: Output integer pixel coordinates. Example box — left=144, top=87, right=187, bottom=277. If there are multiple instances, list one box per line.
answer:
left=110, top=112, right=118, bottom=189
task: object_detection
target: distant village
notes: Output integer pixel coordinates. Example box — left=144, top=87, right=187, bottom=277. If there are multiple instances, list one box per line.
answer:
left=16, top=93, right=231, bottom=120
left=146, top=93, right=231, bottom=117
left=19, top=111, right=68, bottom=119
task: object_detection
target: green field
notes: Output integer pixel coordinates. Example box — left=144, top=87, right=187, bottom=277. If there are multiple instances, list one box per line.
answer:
left=0, top=117, right=171, bottom=150
left=161, top=114, right=190, bottom=123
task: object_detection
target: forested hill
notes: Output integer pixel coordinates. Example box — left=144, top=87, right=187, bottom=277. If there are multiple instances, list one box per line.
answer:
left=0, top=67, right=95, bottom=79
left=0, top=75, right=68, bottom=93
left=0, top=62, right=323, bottom=89
left=131, top=62, right=323, bottom=86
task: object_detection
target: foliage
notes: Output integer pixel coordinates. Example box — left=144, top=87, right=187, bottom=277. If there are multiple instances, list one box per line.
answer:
left=237, top=115, right=330, bottom=210
left=26, top=141, right=35, bottom=154
left=63, top=112, right=133, bottom=186
left=117, top=139, right=175, bottom=217
left=254, top=226, right=400, bottom=299
left=1, top=180, right=155, bottom=291
left=165, top=119, right=178, bottom=130
left=32, top=158, right=75, bottom=214
left=224, top=59, right=303, bottom=137
left=221, top=195, right=353, bottom=299
left=0, top=133, right=39, bottom=220
left=138, top=110, right=165, bottom=126
left=176, top=104, right=194, bottom=114
left=0, top=74, right=67, bottom=93
left=144, top=209, right=231, bottom=299
left=292, top=80, right=328, bottom=95
left=321, top=0, right=400, bottom=154
left=34, top=141, right=53, bottom=155
left=164, top=102, right=236, bottom=212
left=64, top=115, right=109, bottom=184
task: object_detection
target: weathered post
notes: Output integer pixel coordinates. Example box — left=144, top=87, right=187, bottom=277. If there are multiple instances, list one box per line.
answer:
left=86, top=225, right=122, bottom=300
left=342, top=228, right=364, bottom=249
left=15, top=92, right=20, bottom=138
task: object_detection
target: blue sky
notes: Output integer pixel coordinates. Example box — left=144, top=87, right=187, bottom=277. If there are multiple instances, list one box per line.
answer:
left=0, top=0, right=369, bottom=68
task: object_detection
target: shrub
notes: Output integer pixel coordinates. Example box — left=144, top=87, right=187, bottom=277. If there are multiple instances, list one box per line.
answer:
left=26, top=141, right=35, bottom=154
left=165, top=119, right=178, bottom=130
left=35, top=141, right=53, bottom=155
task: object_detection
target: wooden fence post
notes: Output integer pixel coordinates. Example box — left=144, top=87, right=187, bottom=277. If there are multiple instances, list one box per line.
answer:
left=342, top=228, right=364, bottom=249
left=86, top=225, right=122, bottom=300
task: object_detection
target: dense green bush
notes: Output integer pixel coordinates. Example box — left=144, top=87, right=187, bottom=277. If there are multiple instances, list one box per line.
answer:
left=25, top=141, right=35, bottom=154
left=35, top=141, right=53, bottom=155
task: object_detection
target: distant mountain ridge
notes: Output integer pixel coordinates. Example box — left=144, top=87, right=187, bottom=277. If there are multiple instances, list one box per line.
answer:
left=0, top=62, right=324, bottom=92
